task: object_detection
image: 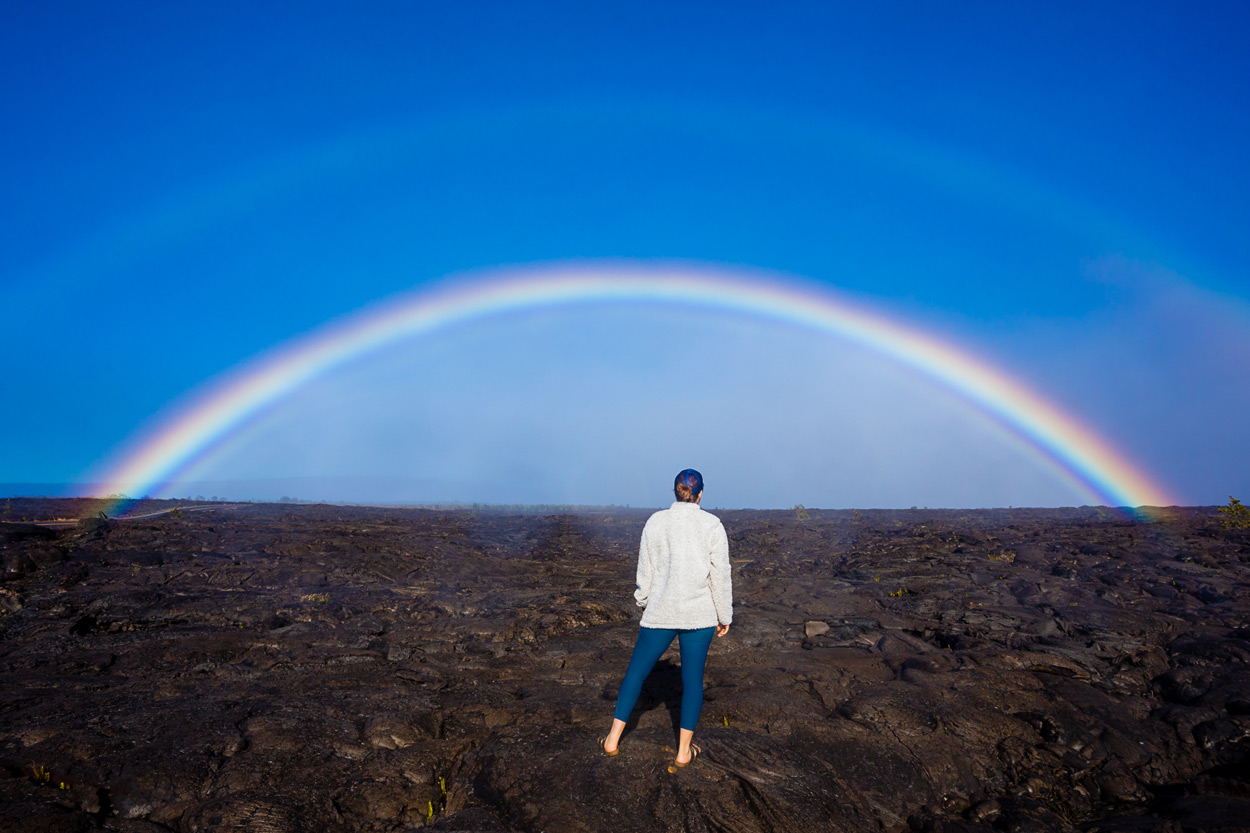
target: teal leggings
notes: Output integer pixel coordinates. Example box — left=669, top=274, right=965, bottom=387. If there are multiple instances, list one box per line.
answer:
left=613, top=626, right=716, bottom=731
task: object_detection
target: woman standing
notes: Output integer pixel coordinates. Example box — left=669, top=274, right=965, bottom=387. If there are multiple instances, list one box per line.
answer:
left=600, top=468, right=732, bottom=766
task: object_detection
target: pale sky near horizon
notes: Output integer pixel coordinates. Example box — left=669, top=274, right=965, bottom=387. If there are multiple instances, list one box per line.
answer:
left=3, top=2, right=1248, bottom=508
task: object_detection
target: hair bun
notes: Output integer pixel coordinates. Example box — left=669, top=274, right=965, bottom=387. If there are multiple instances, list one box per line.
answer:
left=673, top=468, right=703, bottom=502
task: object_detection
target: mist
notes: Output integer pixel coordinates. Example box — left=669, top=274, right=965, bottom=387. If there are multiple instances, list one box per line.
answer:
left=161, top=303, right=1103, bottom=509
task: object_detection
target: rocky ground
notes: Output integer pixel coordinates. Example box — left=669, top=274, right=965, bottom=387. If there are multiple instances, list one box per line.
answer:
left=1, top=499, right=1248, bottom=833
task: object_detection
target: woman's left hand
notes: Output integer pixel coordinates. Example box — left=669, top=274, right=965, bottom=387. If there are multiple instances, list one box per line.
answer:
left=715, top=624, right=730, bottom=637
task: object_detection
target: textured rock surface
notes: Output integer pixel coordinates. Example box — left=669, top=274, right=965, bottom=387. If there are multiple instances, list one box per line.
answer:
left=0, top=500, right=1248, bottom=832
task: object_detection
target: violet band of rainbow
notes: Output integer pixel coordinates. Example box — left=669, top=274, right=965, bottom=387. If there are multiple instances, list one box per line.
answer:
left=88, top=263, right=1176, bottom=515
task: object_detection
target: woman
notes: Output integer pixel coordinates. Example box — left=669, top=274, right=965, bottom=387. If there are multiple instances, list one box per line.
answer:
left=600, top=468, right=732, bottom=766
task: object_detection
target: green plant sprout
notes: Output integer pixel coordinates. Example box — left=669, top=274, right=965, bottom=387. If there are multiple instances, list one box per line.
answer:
left=1218, top=496, right=1250, bottom=529
left=28, top=764, right=66, bottom=789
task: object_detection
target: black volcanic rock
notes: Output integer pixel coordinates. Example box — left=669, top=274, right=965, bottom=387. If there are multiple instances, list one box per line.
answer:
left=0, top=501, right=1247, bottom=831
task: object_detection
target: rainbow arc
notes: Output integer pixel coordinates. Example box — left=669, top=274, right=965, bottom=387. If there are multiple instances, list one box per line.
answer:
left=90, top=263, right=1176, bottom=515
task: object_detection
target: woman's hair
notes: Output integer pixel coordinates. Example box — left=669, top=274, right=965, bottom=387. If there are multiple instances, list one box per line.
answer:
left=673, top=468, right=704, bottom=503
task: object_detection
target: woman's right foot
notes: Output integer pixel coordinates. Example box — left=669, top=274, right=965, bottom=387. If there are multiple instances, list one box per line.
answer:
left=674, top=743, right=700, bottom=766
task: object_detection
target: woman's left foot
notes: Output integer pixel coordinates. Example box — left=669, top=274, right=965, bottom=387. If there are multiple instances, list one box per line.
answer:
left=598, top=736, right=620, bottom=757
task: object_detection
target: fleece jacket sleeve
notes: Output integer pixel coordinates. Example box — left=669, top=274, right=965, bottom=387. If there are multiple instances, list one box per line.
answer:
left=709, top=521, right=732, bottom=626
left=634, top=520, right=653, bottom=609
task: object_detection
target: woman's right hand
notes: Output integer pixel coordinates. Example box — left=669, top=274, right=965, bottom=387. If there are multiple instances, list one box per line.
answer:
left=715, top=624, right=730, bottom=638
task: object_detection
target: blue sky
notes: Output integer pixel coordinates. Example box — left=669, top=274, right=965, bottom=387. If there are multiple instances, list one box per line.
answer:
left=3, top=2, right=1248, bottom=507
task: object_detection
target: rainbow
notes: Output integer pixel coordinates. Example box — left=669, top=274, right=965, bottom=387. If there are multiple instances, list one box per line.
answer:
left=89, top=263, right=1176, bottom=514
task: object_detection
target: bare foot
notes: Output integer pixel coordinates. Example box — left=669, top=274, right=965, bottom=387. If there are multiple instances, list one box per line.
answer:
left=600, top=718, right=626, bottom=756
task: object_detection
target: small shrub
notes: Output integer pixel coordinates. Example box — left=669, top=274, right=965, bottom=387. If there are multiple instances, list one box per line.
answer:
left=794, top=504, right=810, bottom=521
left=1218, top=496, right=1250, bottom=530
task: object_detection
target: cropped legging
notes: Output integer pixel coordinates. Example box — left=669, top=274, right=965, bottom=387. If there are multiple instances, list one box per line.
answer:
left=613, top=626, right=716, bottom=731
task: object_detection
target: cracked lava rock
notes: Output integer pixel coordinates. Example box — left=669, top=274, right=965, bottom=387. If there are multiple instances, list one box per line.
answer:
left=1, top=499, right=1249, bottom=832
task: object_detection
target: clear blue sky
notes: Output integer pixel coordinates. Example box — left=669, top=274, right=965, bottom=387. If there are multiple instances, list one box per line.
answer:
left=3, top=2, right=1248, bottom=507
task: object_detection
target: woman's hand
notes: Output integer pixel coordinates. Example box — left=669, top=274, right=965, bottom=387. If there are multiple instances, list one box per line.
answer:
left=715, top=624, right=730, bottom=638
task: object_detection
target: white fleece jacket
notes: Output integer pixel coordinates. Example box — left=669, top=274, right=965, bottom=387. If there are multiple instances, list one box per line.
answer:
left=635, top=502, right=733, bottom=629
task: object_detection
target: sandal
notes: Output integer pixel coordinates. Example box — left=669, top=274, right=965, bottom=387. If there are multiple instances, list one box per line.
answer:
left=598, top=736, right=620, bottom=757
